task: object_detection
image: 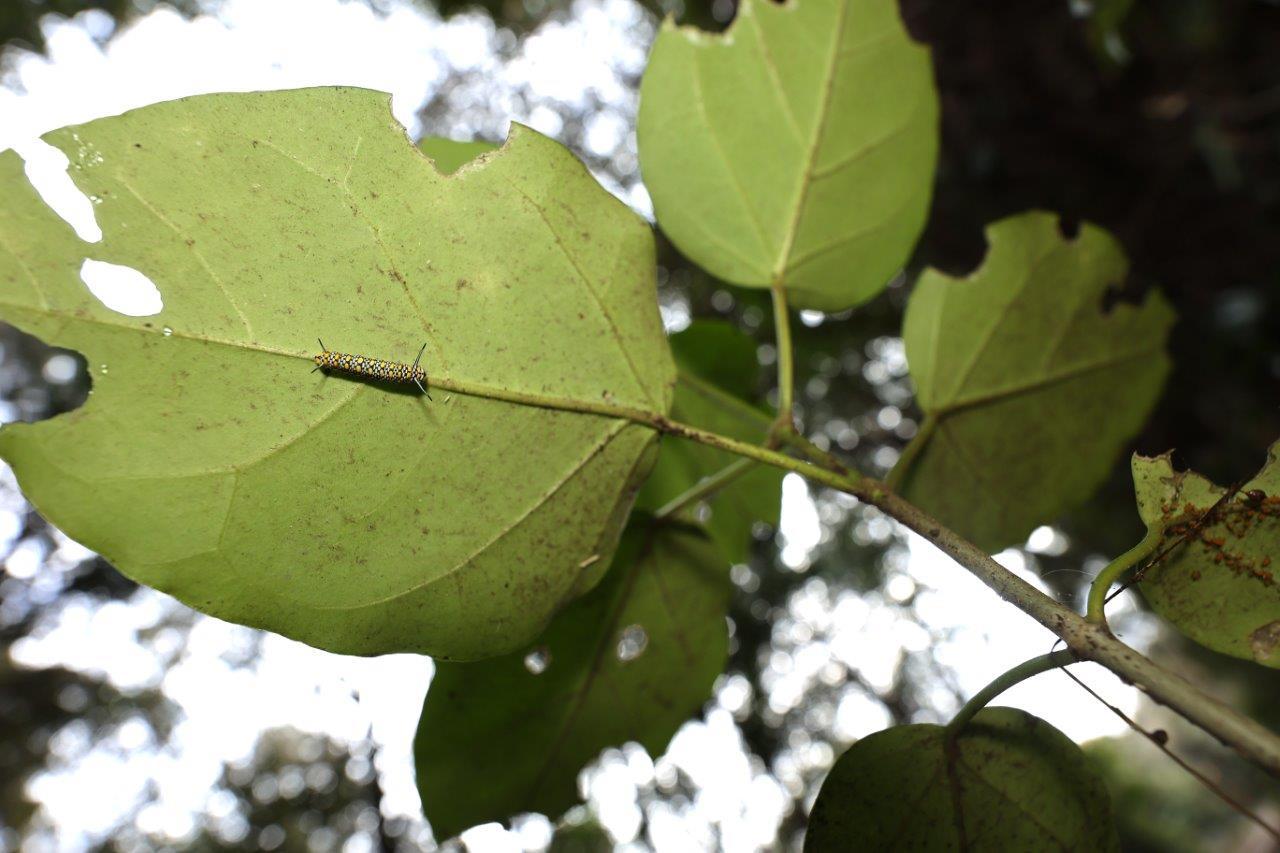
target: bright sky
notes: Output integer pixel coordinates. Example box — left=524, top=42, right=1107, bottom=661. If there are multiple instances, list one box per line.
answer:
left=0, top=2, right=1157, bottom=850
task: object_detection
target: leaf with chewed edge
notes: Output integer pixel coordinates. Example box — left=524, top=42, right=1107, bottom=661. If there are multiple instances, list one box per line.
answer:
left=896, top=212, right=1174, bottom=551
left=415, top=516, right=729, bottom=839
left=0, top=87, right=673, bottom=660
left=418, top=136, right=497, bottom=174
left=1133, top=443, right=1280, bottom=666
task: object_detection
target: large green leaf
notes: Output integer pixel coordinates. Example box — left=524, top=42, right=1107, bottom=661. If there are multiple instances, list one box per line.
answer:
left=0, top=88, right=673, bottom=660
left=895, top=212, right=1174, bottom=551
left=637, top=0, right=938, bottom=311
left=637, top=320, right=781, bottom=563
left=806, top=708, right=1119, bottom=851
left=1132, top=443, right=1280, bottom=666
left=414, top=516, right=729, bottom=839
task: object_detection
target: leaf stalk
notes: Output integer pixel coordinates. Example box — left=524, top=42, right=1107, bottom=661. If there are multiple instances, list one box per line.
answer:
left=945, top=650, right=1077, bottom=738
left=428, top=373, right=1280, bottom=778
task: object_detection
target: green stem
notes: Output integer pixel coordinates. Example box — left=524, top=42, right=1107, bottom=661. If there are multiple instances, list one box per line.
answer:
left=653, top=458, right=755, bottom=521
left=1086, top=522, right=1166, bottom=624
left=884, top=412, right=936, bottom=492
left=775, top=429, right=852, bottom=476
left=770, top=281, right=796, bottom=435
left=431, top=374, right=1280, bottom=778
left=946, top=650, right=1078, bottom=737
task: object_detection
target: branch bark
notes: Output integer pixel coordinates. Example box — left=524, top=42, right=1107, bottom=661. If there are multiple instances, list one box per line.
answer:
left=429, top=373, right=1280, bottom=777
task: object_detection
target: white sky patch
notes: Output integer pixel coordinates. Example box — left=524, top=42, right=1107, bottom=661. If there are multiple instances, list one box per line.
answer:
left=18, top=138, right=101, bottom=241
left=13, top=589, right=434, bottom=845
left=779, top=473, right=822, bottom=570
left=905, top=529, right=1141, bottom=742
left=78, top=258, right=163, bottom=316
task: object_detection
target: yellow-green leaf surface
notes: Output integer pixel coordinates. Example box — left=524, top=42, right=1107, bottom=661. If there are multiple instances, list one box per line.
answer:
left=896, top=212, right=1174, bottom=551
left=637, top=321, right=781, bottom=563
left=415, top=517, right=729, bottom=839
left=637, top=0, right=938, bottom=311
left=418, top=136, right=497, bottom=174
left=1132, top=444, right=1280, bottom=666
left=0, top=88, right=674, bottom=660
left=805, top=708, right=1119, bottom=851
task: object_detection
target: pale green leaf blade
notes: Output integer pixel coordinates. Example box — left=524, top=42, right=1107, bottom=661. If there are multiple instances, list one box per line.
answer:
left=637, top=0, right=938, bottom=311
left=414, top=517, right=730, bottom=839
left=805, top=708, right=1120, bottom=851
left=637, top=320, right=781, bottom=563
left=1132, top=443, right=1280, bottom=666
left=895, top=211, right=1174, bottom=551
left=0, top=88, right=674, bottom=660
left=418, top=136, right=497, bottom=174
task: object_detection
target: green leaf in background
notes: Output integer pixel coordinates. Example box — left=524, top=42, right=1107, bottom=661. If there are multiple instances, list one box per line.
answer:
left=0, top=87, right=673, bottom=660
left=805, top=708, right=1120, bottom=851
left=414, top=516, right=729, bottom=839
left=637, top=320, right=781, bottom=564
left=418, top=136, right=498, bottom=173
left=895, top=211, right=1174, bottom=552
left=637, top=0, right=939, bottom=311
left=1132, top=443, right=1280, bottom=666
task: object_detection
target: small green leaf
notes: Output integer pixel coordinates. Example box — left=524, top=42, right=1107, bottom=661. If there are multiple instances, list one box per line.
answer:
left=896, top=212, right=1174, bottom=551
left=414, top=517, right=729, bottom=839
left=418, top=136, right=498, bottom=174
left=1132, top=443, right=1280, bottom=666
left=637, top=0, right=938, bottom=311
left=637, top=320, right=781, bottom=563
left=0, top=88, right=673, bottom=660
left=806, top=708, right=1119, bottom=852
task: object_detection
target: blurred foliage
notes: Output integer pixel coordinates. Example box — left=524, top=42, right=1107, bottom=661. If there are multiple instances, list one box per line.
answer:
left=0, top=0, right=202, bottom=54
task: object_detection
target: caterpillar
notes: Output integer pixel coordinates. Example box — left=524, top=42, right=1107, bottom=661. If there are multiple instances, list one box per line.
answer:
left=312, top=339, right=432, bottom=399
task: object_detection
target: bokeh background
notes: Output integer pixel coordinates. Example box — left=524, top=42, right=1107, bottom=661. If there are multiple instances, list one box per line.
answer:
left=1, top=0, right=1279, bottom=850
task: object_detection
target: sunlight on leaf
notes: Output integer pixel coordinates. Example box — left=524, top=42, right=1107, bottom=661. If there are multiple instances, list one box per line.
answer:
left=414, top=516, right=729, bottom=839
left=637, top=0, right=938, bottom=311
left=1132, top=442, right=1280, bottom=667
left=0, top=87, right=673, bottom=660
left=895, top=211, right=1174, bottom=552
left=806, top=708, right=1119, bottom=851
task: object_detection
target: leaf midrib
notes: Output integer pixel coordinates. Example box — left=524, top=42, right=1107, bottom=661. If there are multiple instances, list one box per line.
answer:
left=773, top=0, right=851, bottom=282
left=0, top=299, right=669, bottom=420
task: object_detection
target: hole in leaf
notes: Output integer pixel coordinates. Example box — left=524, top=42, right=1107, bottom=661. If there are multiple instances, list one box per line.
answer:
left=1056, top=215, right=1082, bottom=240
left=79, top=258, right=163, bottom=316
left=19, top=140, right=102, bottom=243
left=523, top=646, right=551, bottom=675
left=616, top=624, right=648, bottom=661
left=1099, top=275, right=1149, bottom=314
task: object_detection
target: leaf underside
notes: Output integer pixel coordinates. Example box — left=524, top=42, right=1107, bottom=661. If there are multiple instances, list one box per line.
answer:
left=415, top=517, right=729, bottom=839
left=638, top=0, right=939, bottom=311
left=0, top=88, right=673, bottom=660
left=805, top=708, right=1119, bottom=852
left=1132, top=442, right=1280, bottom=667
left=897, top=211, right=1174, bottom=552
